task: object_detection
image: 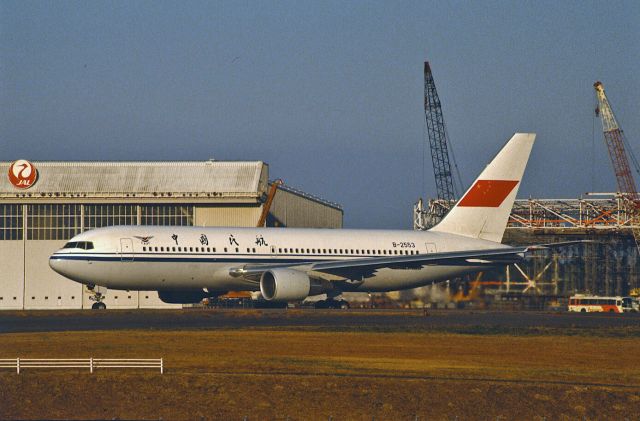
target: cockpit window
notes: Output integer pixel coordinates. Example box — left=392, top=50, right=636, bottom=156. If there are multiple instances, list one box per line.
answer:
left=63, top=241, right=94, bottom=250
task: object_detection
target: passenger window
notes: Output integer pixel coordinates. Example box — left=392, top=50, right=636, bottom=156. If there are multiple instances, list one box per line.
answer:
left=253, top=248, right=256, bottom=253
left=247, top=248, right=251, bottom=253
left=235, top=248, right=239, bottom=252
left=224, top=247, right=228, bottom=252
left=143, top=247, right=146, bottom=252
left=160, top=247, right=164, bottom=252
left=154, top=247, right=158, bottom=252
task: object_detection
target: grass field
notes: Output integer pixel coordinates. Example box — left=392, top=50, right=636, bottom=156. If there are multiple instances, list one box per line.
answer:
left=2, top=319, right=640, bottom=420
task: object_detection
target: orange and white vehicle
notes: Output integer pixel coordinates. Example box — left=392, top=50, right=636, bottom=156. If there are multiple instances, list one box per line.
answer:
left=568, top=295, right=625, bottom=313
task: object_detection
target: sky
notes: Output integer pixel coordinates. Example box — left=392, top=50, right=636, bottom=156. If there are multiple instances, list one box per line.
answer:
left=1, top=0, right=638, bottom=229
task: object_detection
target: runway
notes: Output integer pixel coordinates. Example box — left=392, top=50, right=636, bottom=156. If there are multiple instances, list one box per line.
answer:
left=2, top=308, right=639, bottom=334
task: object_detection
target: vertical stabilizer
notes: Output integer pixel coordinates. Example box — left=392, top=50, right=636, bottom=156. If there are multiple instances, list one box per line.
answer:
left=430, top=133, right=535, bottom=243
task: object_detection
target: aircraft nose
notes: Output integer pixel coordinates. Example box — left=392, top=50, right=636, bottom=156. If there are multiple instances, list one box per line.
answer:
left=49, top=251, right=92, bottom=284
left=49, top=252, right=75, bottom=279
left=49, top=254, right=64, bottom=275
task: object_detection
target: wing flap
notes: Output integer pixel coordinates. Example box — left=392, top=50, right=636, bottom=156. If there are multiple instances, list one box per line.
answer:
left=229, top=247, right=527, bottom=281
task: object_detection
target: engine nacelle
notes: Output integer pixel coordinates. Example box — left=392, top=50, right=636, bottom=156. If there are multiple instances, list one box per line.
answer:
left=260, top=269, right=311, bottom=302
left=158, top=290, right=207, bottom=304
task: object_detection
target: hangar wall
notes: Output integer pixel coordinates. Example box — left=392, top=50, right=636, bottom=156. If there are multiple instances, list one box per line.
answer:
left=0, top=160, right=342, bottom=310
left=269, top=184, right=343, bottom=228
left=194, top=206, right=263, bottom=227
left=0, top=241, right=24, bottom=309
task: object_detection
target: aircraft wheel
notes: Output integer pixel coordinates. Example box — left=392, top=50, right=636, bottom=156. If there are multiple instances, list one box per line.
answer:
left=339, top=300, right=350, bottom=309
left=92, top=302, right=107, bottom=310
left=580, top=308, right=586, bottom=313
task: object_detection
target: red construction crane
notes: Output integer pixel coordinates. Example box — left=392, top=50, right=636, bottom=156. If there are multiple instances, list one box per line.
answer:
left=593, top=81, right=640, bottom=252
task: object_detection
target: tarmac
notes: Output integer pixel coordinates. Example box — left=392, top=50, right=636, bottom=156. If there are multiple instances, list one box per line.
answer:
left=1, top=308, right=639, bottom=334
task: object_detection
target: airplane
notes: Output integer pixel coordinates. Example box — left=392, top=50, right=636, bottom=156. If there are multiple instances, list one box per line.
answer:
left=50, top=133, right=536, bottom=309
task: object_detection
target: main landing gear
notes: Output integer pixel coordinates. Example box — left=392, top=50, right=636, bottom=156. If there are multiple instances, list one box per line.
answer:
left=87, top=284, right=107, bottom=310
left=314, top=298, right=350, bottom=309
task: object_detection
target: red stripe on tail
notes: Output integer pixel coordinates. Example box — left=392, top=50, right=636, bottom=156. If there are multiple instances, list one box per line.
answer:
left=458, top=180, right=519, bottom=207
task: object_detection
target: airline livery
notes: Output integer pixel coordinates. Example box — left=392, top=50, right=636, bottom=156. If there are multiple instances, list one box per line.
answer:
left=50, top=133, right=535, bottom=309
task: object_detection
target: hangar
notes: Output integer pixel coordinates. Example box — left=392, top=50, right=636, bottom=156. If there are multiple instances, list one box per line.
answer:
left=0, top=160, right=342, bottom=310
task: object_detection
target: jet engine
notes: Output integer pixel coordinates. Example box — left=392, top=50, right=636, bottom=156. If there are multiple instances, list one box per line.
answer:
left=260, top=268, right=318, bottom=302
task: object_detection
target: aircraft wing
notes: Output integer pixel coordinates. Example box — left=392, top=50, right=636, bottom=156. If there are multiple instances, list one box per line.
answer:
left=229, top=247, right=528, bottom=281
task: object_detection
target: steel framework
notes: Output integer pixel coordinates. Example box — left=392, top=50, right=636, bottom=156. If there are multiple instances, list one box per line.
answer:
left=421, top=196, right=640, bottom=230
left=508, top=197, right=638, bottom=230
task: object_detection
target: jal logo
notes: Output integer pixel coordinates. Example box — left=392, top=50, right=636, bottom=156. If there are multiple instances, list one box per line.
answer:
left=8, top=160, right=38, bottom=189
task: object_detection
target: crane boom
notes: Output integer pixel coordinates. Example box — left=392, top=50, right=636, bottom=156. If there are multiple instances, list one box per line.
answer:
left=257, top=179, right=282, bottom=227
left=594, top=82, right=638, bottom=202
left=594, top=81, right=640, bottom=253
left=424, top=61, right=457, bottom=205
left=414, top=62, right=461, bottom=230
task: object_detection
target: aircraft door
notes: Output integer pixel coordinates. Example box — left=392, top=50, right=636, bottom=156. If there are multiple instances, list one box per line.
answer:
left=425, top=243, right=437, bottom=254
left=120, top=238, right=134, bottom=261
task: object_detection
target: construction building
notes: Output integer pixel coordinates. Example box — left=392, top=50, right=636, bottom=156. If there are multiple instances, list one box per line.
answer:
left=414, top=65, right=638, bottom=302
left=0, top=160, right=342, bottom=310
left=501, top=196, right=638, bottom=297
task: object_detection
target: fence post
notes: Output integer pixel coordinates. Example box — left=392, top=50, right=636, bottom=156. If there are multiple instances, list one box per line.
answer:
left=17, top=357, right=20, bottom=374
left=90, top=357, right=93, bottom=373
left=160, top=358, right=163, bottom=374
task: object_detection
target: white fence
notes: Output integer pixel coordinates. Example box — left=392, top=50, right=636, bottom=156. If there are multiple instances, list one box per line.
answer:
left=0, top=358, right=163, bottom=374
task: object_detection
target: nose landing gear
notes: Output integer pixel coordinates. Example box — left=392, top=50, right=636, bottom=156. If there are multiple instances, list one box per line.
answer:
left=91, top=301, right=107, bottom=310
left=87, top=284, right=107, bottom=310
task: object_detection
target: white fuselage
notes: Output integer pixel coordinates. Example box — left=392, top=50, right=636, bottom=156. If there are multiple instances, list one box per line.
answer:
left=49, top=225, right=506, bottom=293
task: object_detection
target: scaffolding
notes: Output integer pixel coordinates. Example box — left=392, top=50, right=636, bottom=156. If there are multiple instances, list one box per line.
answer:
left=507, top=196, right=638, bottom=231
